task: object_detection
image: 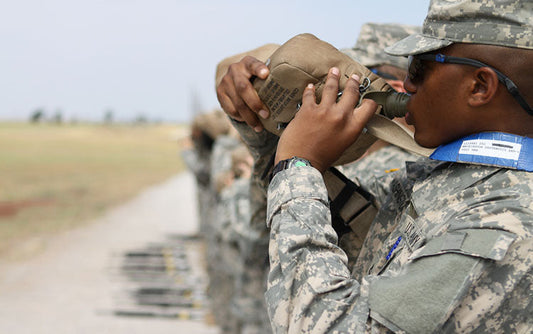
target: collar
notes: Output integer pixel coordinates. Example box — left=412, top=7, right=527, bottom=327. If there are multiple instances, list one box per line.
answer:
left=429, top=132, right=533, bottom=172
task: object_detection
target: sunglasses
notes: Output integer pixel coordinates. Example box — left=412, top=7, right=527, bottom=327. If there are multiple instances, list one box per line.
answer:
left=408, top=53, right=533, bottom=116
left=370, top=68, right=398, bottom=81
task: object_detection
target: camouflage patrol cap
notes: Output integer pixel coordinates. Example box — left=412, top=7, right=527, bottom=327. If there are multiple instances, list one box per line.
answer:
left=386, top=0, right=533, bottom=56
left=192, top=109, right=231, bottom=140
left=341, top=23, right=421, bottom=69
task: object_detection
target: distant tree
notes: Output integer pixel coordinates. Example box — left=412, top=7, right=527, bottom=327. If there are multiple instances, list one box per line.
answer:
left=103, top=109, right=114, bottom=124
left=29, top=108, right=45, bottom=123
left=134, top=113, right=148, bottom=125
left=52, top=110, right=63, bottom=124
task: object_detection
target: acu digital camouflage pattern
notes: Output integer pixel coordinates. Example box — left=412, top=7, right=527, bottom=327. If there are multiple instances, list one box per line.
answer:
left=228, top=177, right=272, bottom=334
left=204, top=134, right=241, bottom=334
left=266, top=161, right=532, bottom=333
left=207, top=130, right=275, bottom=334
left=386, top=0, right=533, bottom=56
left=181, top=136, right=214, bottom=234
left=336, top=146, right=421, bottom=268
left=230, top=118, right=279, bottom=334
left=200, top=117, right=276, bottom=333
left=210, top=135, right=241, bottom=193
left=341, top=23, right=421, bottom=69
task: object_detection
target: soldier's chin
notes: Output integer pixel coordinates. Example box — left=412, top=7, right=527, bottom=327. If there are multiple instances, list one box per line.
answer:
left=413, top=132, right=439, bottom=148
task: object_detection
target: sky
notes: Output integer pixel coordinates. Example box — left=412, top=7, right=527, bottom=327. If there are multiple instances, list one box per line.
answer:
left=0, top=0, right=430, bottom=123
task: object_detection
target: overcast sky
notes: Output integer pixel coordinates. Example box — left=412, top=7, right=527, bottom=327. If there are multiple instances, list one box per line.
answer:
left=0, top=0, right=430, bottom=123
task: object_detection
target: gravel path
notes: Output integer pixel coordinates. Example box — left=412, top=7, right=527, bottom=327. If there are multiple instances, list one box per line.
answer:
left=0, top=172, right=219, bottom=334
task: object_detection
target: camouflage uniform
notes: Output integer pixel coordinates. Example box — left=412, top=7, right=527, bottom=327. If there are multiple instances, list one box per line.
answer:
left=211, top=175, right=247, bottom=334
left=267, top=161, right=532, bottom=333
left=206, top=134, right=242, bottom=334
left=181, top=136, right=213, bottom=234
left=265, top=1, right=533, bottom=333
left=230, top=119, right=279, bottom=334
left=336, top=146, right=421, bottom=268
left=182, top=110, right=240, bottom=333
left=227, top=176, right=270, bottom=334
left=182, top=110, right=231, bottom=234
left=341, top=22, right=420, bottom=70
left=208, top=131, right=270, bottom=334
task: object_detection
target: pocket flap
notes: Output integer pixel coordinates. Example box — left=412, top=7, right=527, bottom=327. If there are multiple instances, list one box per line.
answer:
left=410, top=228, right=516, bottom=262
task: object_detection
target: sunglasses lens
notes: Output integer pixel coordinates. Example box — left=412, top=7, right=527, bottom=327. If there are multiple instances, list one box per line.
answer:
left=408, top=56, right=423, bottom=82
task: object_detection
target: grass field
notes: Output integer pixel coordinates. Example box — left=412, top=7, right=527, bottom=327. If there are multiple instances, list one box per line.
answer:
left=0, top=122, right=187, bottom=257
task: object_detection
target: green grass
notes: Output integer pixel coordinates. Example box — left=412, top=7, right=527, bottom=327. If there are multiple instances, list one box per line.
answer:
left=0, top=122, right=187, bottom=256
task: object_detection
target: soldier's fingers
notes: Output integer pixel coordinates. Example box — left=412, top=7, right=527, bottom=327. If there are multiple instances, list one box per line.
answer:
left=216, top=85, right=244, bottom=122
left=321, top=67, right=341, bottom=106
left=225, top=63, right=268, bottom=129
left=301, top=83, right=317, bottom=106
left=350, top=99, right=377, bottom=130
left=226, top=83, right=263, bottom=130
left=233, top=76, right=268, bottom=119
left=337, top=74, right=361, bottom=110
left=242, top=56, right=270, bottom=80
left=227, top=60, right=268, bottom=112
left=216, top=73, right=247, bottom=120
left=241, top=113, right=263, bottom=132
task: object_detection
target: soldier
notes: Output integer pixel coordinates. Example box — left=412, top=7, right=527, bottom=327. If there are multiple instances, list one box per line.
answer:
left=210, top=140, right=267, bottom=334
left=216, top=0, right=533, bottom=332
left=182, top=110, right=237, bottom=331
left=208, top=129, right=262, bottom=334
left=181, top=109, right=231, bottom=234
left=204, top=124, right=243, bottom=333
left=224, top=144, right=268, bottom=334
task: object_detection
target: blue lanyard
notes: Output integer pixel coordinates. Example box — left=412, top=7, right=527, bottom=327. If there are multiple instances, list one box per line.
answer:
left=430, top=132, right=533, bottom=172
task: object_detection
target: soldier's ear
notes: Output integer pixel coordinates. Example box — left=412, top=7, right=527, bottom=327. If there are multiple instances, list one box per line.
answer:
left=467, top=67, right=499, bottom=108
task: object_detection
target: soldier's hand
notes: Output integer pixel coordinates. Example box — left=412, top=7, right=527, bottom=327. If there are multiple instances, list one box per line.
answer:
left=216, top=56, right=270, bottom=132
left=275, top=67, right=377, bottom=173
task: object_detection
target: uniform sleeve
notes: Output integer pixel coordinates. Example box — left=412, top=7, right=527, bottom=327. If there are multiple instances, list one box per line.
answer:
left=229, top=118, right=279, bottom=163
left=181, top=148, right=210, bottom=186
left=181, top=148, right=200, bottom=172
left=266, top=166, right=375, bottom=333
left=231, top=118, right=278, bottom=261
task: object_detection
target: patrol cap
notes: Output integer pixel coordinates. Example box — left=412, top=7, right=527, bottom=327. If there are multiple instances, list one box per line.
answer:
left=192, top=109, right=231, bottom=140
left=341, top=23, right=421, bottom=69
left=386, top=0, right=533, bottom=56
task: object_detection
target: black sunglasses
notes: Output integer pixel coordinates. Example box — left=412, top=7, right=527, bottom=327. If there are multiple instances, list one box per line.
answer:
left=408, top=53, right=533, bottom=116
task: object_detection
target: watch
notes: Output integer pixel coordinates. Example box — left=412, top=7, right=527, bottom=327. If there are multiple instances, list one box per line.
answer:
left=270, top=156, right=312, bottom=181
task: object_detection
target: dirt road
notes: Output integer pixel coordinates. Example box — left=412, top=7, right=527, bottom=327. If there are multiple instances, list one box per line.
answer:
left=0, top=172, right=219, bottom=334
